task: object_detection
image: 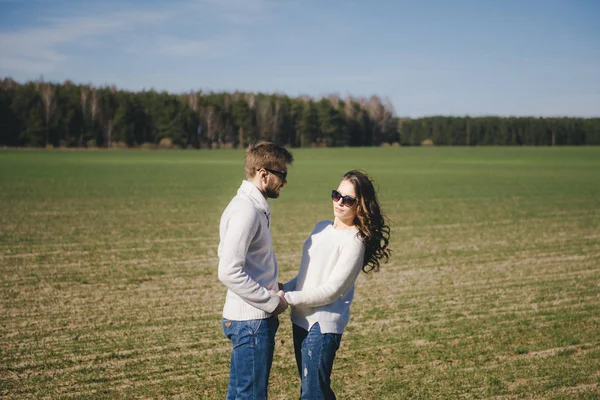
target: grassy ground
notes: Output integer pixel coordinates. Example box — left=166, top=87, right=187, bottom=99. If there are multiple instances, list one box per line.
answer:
left=1, top=147, right=599, bottom=399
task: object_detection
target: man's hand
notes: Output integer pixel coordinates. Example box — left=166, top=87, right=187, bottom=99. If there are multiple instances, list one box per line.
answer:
left=271, top=290, right=288, bottom=316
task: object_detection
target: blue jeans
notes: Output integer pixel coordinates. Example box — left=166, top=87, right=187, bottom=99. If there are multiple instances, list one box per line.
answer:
left=293, top=323, right=342, bottom=400
left=222, top=316, right=279, bottom=400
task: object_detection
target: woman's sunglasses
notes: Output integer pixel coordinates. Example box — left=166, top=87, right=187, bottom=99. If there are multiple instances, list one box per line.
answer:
left=331, top=189, right=356, bottom=207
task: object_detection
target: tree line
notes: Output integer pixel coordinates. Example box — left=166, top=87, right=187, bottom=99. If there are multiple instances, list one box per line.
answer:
left=1, top=78, right=598, bottom=148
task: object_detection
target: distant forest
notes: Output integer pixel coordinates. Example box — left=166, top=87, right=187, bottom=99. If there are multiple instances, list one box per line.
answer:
left=1, top=78, right=599, bottom=148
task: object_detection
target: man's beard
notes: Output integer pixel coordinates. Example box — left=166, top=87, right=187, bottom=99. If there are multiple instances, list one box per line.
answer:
left=264, top=180, right=281, bottom=199
left=265, top=186, right=280, bottom=198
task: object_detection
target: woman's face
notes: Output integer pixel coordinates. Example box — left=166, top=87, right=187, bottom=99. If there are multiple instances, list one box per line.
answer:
left=333, top=179, right=357, bottom=223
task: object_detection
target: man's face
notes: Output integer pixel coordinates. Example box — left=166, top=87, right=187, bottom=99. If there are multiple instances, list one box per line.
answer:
left=264, top=164, right=288, bottom=199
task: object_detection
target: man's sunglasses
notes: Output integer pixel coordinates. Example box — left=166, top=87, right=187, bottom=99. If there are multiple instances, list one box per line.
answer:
left=258, top=167, right=287, bottom=181
left=331, top=189, right=356, bottom=207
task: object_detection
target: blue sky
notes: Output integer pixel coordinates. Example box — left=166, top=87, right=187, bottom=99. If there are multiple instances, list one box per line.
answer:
left=0, top=0, right=598, bottom=118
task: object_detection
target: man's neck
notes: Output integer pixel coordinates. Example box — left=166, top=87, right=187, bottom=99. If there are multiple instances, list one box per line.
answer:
left=248, top=176, right=268, bottom=199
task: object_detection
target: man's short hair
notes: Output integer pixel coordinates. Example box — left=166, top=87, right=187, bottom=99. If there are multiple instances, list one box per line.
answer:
left=245, top=142, right=294, bottom=179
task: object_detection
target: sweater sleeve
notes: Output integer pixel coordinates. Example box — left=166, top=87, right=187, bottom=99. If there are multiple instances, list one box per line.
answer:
left=218, top=206, right=281, bottom=313
left=284, top=235, right=365, bottom=307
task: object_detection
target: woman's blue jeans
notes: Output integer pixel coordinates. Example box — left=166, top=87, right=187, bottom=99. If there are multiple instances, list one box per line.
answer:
left=293, top=323, right=342, bottom=400
left=222, top=316, right=279, bottom=400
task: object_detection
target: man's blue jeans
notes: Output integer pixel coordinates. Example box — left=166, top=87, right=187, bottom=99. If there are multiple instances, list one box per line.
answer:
left=293, top=323, right=342, bottom=400
left=222, top=316, right=279, bottom=400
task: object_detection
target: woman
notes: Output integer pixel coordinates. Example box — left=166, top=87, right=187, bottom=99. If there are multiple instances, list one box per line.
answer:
left=281, top=170, right=391, bottom=399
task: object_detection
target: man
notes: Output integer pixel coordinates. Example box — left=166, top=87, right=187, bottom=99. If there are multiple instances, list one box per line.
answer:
left=218, top=142, right=294, bottom=399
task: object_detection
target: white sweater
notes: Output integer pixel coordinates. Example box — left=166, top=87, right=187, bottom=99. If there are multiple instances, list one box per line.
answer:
left=218, top=180, right=281, bottom=320
left=283, top=220, right=366, bottom=334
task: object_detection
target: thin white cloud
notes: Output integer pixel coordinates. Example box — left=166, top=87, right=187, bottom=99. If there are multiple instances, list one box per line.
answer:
left=126, top=34, right=248, bottom=59
left=0, top=30, right=63, bottom=73
left=0, top=7, right=170, bottom=74
left=0, top=0, right=269, bottom=77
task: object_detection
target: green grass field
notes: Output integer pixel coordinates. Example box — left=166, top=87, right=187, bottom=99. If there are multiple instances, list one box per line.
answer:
left=1, top=147, right=599, bottom=399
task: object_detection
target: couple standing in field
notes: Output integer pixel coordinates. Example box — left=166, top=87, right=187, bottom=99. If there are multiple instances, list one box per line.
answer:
left=217, top=142, right=391, bottom=400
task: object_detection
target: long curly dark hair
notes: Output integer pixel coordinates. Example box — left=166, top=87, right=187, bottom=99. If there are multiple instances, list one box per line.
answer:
left=342, top=170, right=391, bottom=273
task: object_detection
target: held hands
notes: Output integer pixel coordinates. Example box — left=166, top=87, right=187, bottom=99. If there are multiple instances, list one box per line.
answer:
left=271, top=289, right=288, bottom=316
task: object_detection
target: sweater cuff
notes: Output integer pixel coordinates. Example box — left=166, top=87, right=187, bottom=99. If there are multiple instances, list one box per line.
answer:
left=263, top=292, right=283, bottom=314
left=284, top=291, right=296, bottom=305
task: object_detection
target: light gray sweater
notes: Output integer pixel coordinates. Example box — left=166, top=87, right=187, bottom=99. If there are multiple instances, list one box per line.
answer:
left=283, top=220, right=366, bottom=334
left=218, top=180, right=281, bottom=320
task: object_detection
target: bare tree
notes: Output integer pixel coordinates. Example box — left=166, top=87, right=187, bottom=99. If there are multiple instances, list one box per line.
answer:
left=344, top=95, right=356, bottom=119
left=91, top=88, right=99, bottom=121
left=39, top=82, right=56, bottom=146
left=272, top=96, right=282, bottom=143
left=327, top=93, right=340, bottom=109
left=103, top=85, right=118, bottom=148
left=367, top=95, right=385, bottom=144
left=80, top=85, right=90, bottom=147
left=220, top=94, right=234, bottom=145
left=186, top=91, right=200, bottom=148
left=199, top=106, right=221, bottom=148
left=256, top=97, right=273, bottom=141
left=245, top=93, right=255, bottom=110
left=299, top=95, right=312, bottom=103
left=188, top=91, right=198, bottom=113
